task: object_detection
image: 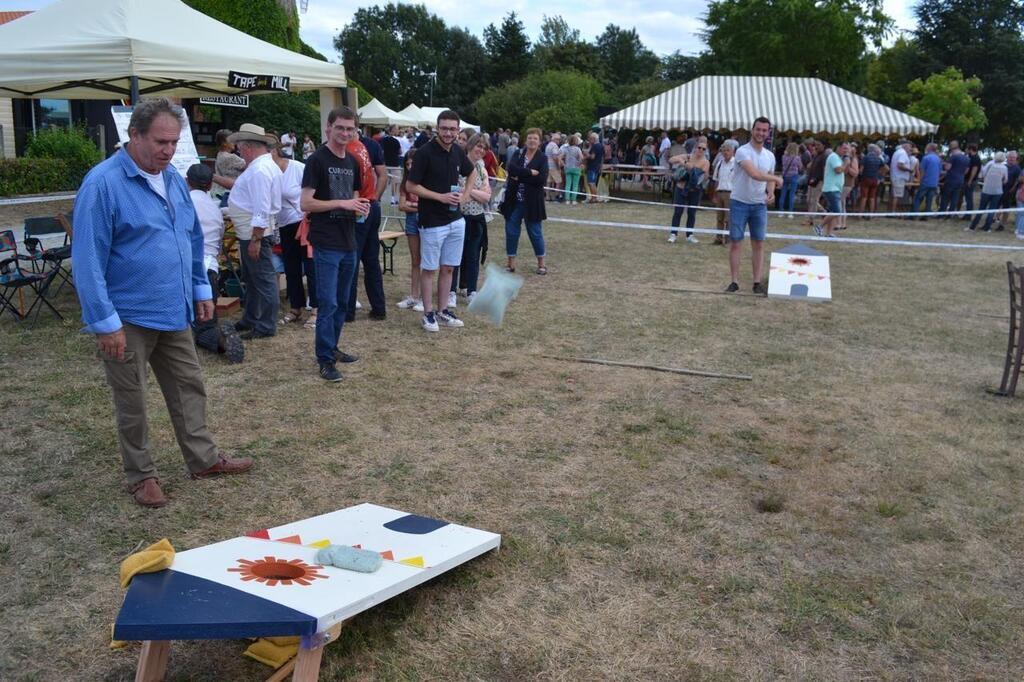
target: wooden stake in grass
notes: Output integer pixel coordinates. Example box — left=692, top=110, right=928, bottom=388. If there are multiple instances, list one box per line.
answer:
left=542, top=355, right=752, bottom=381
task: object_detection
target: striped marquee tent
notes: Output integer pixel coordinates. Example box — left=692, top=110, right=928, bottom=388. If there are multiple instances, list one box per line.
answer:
left=600, top=76, right=937, bottom=137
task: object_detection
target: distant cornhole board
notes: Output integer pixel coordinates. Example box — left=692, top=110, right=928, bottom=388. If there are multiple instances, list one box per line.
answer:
left=768, top=243, right=832, bottom=302
left=114, top=503, right=500, bottom=680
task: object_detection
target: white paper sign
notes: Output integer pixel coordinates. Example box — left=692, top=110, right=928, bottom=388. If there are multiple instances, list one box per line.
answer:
left=110, top=105, right=201, bottom=178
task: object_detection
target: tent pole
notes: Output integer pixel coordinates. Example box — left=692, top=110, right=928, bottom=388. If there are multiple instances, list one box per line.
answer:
left=130, top=76, right=140, bottom=105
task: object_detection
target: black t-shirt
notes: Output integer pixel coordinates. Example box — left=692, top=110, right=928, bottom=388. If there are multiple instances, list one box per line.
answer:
left=408, top=138, right=474, bottom=228
left=301, top=145, right=362, bottom=251
left=380, top=135, right=402, bottom=167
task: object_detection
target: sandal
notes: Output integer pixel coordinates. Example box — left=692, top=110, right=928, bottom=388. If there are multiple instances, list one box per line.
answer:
left=280, top=309, right=302, bottom=325
left=303, top=314, right=317, bottom=330
left=536, top=266, right=547, bottom=275
left=506, top=266, right=516, bottom=273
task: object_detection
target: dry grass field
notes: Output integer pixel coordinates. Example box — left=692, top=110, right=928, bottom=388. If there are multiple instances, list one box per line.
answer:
left=1, top=195, right=1022, bottom=680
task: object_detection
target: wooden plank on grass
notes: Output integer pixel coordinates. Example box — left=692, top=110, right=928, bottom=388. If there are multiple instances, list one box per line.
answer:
left=542, top=355, right=752, bottom=381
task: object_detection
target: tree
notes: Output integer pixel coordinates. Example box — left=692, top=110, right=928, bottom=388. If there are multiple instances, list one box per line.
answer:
left=432, top=27, right=489, bottom=121
left=914, top=0, right=1024, bottom=146
left=660, top=52, right=705, bottom=82
left=223, top=91, right=322, bottom=139
left=533, top=15, right=598, bottom=74
left=701, top=0, right=893, bottom=89
left=594, top=25, right=660, bottom=88
left=608, top=79, right=682, bottom=111
left=474, top=70, right=606, bottom=134
left=906, top=67, right=987, bottom=139
left=336, top=4, right=483, bottom=113
left=484, top=12, right=533, bottom=86
left=185, top=0, right=300, bottom=51
left=864, top=37, right=931, bottom=110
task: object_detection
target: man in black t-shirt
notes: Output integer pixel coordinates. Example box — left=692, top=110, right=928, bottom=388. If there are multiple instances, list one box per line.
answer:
left=407, top=110, right=477, bottom=332
left=299, top=105, right=369, bottom=382
left=962, top=143, right=982, bottom=217
left=381, top=125, right=402, bottom=167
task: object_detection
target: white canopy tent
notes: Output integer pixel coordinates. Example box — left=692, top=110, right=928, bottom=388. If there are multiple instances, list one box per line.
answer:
left=600, top=76, right=937, bottom=138
left=358, top=98, right=417, bottom=127
left=0, top=0, right=346, bottom=100
left=397, top=104, right=426, bottom=127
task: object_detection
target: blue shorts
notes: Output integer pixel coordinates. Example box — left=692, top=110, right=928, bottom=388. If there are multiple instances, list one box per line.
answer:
left=419, top=217, right=465, bottom=271
left=404, top=211, right=419, bottom=235
left=586, top=169, right=600, bottom=184
left=823, top=191, right=842, bottom=214
left=728, top=199, right=767, bottom=241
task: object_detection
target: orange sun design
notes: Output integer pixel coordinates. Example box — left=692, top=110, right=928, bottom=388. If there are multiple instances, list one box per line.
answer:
left=788, top=257, right=811, bottom=267
left=228, top=556, right=329, bottom=586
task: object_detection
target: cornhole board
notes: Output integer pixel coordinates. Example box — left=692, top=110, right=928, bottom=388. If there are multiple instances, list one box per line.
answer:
left=767, top=243, right=832, bottom=302
left=114, top=503, right=500, bottom=681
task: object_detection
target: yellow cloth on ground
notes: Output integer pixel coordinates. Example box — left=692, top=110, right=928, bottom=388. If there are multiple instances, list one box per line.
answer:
left=244, top=637, right=300, bottom=668
left=119, top=538, right=175, bottom=588
left=110, top=623, right=127, bottom=649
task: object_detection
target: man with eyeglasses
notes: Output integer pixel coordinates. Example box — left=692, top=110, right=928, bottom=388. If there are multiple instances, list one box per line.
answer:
left=407, top=110, right=478, bottom=332
left=300, top=106, right=369, bottom=382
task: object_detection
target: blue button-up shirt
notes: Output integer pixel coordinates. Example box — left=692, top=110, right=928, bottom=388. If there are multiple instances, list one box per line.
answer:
left=72, top=149, right=212, bottom=334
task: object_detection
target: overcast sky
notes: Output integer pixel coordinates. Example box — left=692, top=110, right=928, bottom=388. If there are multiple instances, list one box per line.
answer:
left=1, top=0, right=918, bottom=61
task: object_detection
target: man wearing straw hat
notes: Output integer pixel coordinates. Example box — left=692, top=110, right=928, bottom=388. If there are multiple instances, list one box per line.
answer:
left=226, top=123, right=283, bottom=339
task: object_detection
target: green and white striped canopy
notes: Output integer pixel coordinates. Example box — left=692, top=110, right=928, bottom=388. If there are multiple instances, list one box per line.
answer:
left=600, top=76, right=937, bottom=137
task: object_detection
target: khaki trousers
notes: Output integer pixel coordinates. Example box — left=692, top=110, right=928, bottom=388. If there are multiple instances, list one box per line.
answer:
left=101, top=323, right=219, bottom=485
left=715, top=190, right=732, bottom=242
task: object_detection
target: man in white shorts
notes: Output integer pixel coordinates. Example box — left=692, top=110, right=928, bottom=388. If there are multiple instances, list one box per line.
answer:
left=889, top=140, right=913, bottom=213
left=407, top=110, right=478, bottom=332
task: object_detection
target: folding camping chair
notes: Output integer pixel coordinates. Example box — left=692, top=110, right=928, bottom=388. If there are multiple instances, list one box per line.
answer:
left=23, top=214, right=73, bottom=294
left=0, top=230, right=63, bottom=325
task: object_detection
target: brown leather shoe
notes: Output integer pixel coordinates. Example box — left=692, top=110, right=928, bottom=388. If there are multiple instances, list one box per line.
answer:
left=129, top=478, right=167, bottom=508
left=190, top=453, right=254, bottom=479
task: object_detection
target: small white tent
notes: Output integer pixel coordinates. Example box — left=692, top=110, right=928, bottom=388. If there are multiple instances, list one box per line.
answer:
left=397, top=104, right=427, bottom=127
left=0, top=0, right=346, bottom=99
left=599, top=76, right=937, bottom=137
left=358, top=99, right=416, bottom=127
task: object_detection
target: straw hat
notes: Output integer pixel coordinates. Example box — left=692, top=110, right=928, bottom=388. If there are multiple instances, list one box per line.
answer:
left=227, top=123, right=277, bottom=145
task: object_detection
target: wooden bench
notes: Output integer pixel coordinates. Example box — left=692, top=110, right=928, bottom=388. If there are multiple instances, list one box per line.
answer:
left=378, top=230, right=406, bottom=275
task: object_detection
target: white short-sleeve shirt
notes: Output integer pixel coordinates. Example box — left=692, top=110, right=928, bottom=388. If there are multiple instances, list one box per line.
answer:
left=730, top=143, right=776, bottom=205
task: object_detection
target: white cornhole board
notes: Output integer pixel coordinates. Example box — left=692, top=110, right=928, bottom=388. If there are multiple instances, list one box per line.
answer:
left=114, top=503, right=501, bottom=641
left=768, top=243, right=832, bottom=301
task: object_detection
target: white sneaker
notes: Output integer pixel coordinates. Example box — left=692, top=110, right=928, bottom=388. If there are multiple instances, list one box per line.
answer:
left=355, top=300, right=363, bottom=310
left=1017, top=233, right=1024, bottom=240
left=413, top=299, right=424, bottom=312
left=436, top=308, right=464, bottom=328
left=447, top=291, right=457, bottom=308
left=396, top=296, right=418, bottom=309
left=421, top=311, right=439, bottom=332
left=467, top=291, right=477, bottom=304
left=667, top=234, right=677, bottom=243
left=686, top=235, right=700, bottom=244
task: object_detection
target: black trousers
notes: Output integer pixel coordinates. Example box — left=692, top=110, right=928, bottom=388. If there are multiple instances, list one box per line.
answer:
left=347, top=201, right=386, bottom=319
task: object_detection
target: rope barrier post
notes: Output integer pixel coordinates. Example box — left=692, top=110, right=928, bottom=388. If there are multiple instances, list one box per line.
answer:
left=989, top=261, right=1024, bottom=397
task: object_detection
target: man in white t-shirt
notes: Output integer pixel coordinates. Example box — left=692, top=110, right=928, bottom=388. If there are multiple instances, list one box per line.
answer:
left=545, top=133, right=563, bottom=201
left=728, top=117, right=783, bottom=294
left=888, top=140, right=913, bottom=213
left=280, top=131, right=296, bottom=159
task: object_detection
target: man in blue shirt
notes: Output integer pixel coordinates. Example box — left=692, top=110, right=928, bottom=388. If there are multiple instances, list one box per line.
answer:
left=72, top=99, right=253, bottom=508
left=912, top=142, right=942, bottom=220
left=939, top=141, right=970, bottom=219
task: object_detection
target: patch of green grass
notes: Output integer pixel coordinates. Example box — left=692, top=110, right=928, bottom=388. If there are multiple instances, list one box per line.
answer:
left=876, top=500, right=906, bottom=518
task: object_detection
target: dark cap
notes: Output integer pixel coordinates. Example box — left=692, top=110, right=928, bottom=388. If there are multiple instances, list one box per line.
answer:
left=186, top=163, right=213, bottom=186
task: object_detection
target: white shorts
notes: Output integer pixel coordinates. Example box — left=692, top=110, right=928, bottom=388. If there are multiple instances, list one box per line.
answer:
left=419, top=217, right=465, bottom=271
left=891, top=177, right=907, bottom=199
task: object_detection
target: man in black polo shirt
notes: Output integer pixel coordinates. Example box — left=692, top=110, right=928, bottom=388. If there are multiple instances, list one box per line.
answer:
left=299, top=106, right=369, bottom=382
left=407, top=110, right=477, bottom=332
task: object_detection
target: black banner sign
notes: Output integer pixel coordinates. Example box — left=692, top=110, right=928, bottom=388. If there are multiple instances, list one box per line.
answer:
left=227, top=71, right=290, bottom=93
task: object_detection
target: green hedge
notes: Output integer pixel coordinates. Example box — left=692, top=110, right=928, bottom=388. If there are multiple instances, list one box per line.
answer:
left=0, top=158, right=72, bottom=196
left=24, top=125, right=102, bottom=188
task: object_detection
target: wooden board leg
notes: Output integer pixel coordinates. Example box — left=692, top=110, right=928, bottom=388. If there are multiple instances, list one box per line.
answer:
left=290, top=645, right=325, bottom=682
left=135, top=640, right=171, bottom=682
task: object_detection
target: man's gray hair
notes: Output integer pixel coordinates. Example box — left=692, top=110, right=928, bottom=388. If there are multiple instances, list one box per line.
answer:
left=128, top=98, right=185, bottom=136
left=721, top=139, right=739, bottom=151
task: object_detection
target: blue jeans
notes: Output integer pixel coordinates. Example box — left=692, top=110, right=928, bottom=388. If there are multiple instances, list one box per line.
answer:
left=963, top=182, right=976, bottom=213
left=970, top=193, right=1002, bottom=230
left=238, top=238, right=278, bottom=336
left=780, top=176, right=799, bottom=212
left=912, top=185, right=937, bottom=215
left=314, top=247, right=357, bottom=364
left=939, top=182, right=962, bottom=216
left=729, top=199, right=767, bottom=241
left=347, top=201, right=385, bottom=319
left=505, top=202, right=545, bottom=258
left=461, top=213, right=487, bottom=293
left=670, top=186, right=702, bottom=237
